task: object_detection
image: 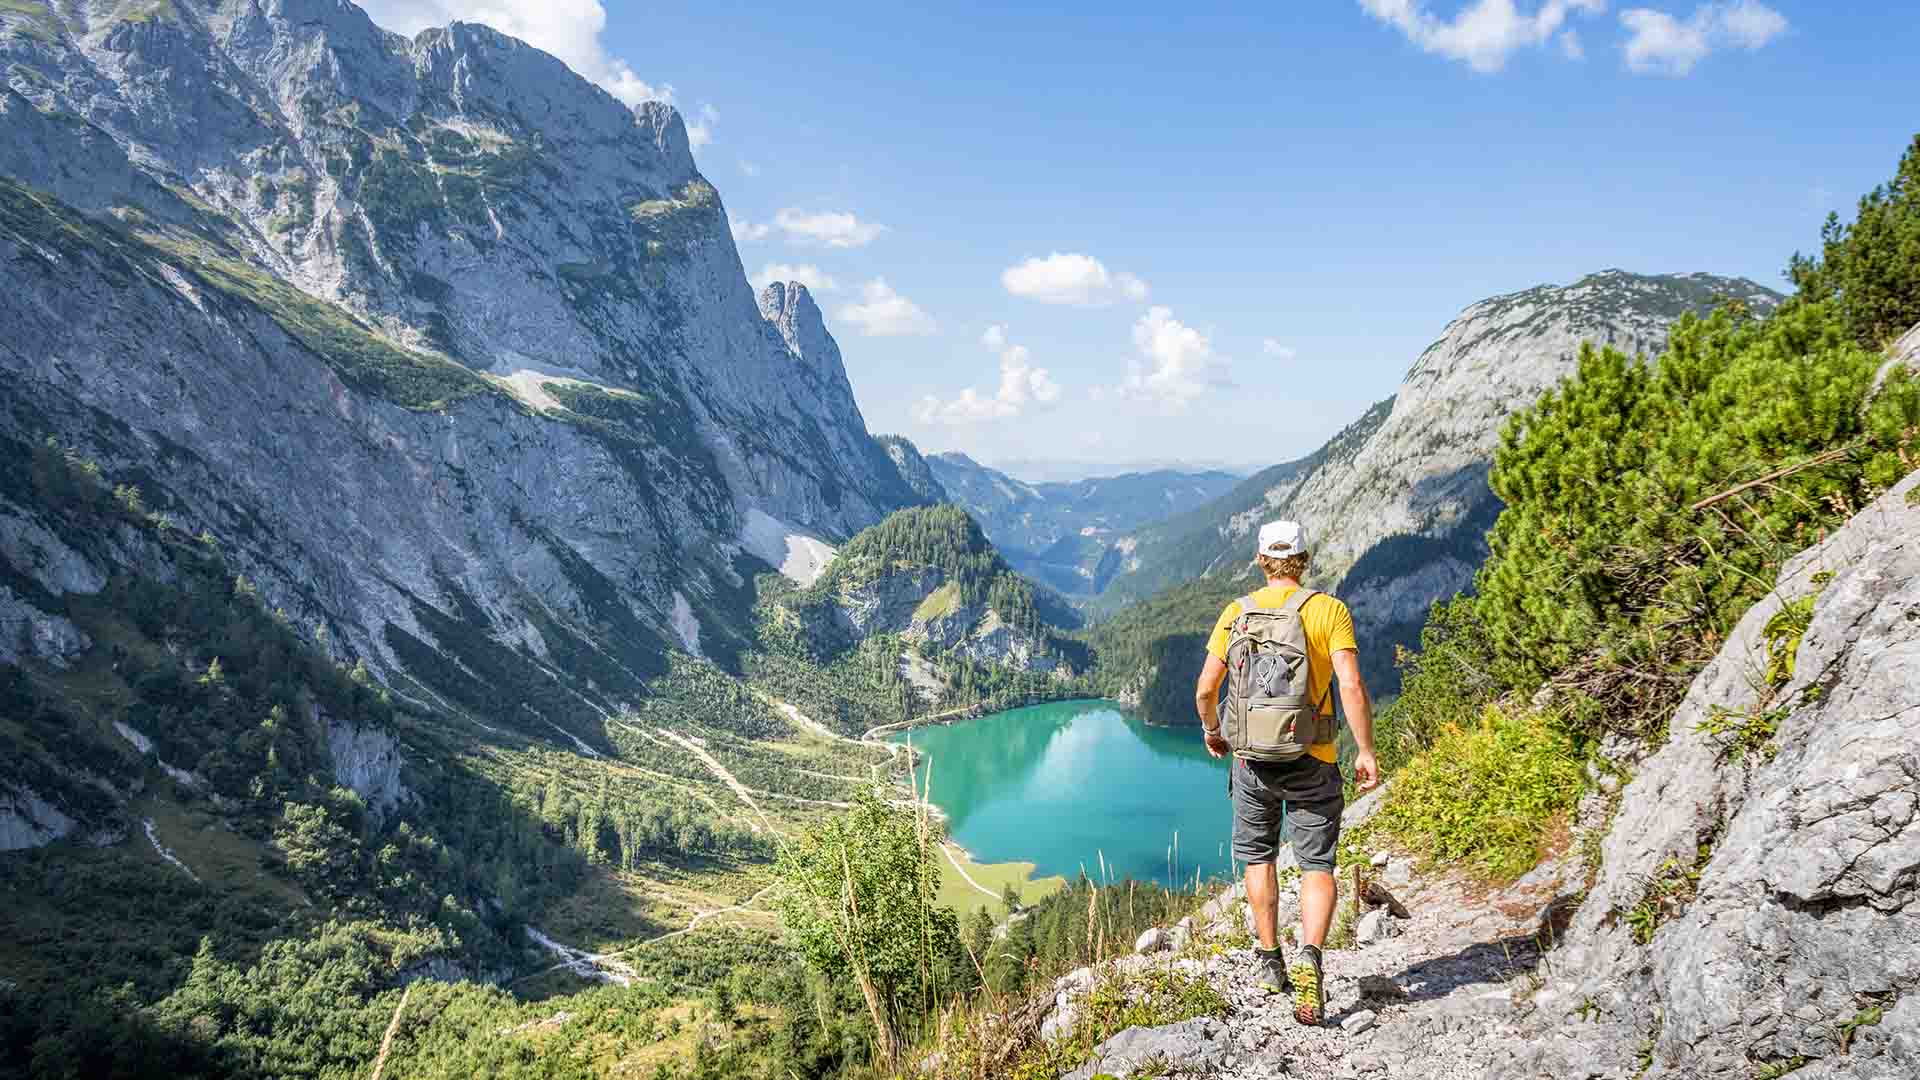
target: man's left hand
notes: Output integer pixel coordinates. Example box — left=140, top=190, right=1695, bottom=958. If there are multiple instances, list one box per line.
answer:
left=1203, top=729, right=1230, bottom=759
left=1353, top=750, right=1381, bottom=792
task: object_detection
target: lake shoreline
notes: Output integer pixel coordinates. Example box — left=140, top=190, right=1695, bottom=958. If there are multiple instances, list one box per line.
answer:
left=860, top=692, right=1110, bottom=742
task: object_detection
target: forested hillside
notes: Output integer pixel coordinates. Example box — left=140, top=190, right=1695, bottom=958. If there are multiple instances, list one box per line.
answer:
left=753, top=505, right=1092, bottom=732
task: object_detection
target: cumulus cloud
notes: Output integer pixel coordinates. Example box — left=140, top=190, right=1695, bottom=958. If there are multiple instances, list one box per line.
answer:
left=914, top=326, right=1062, bottom=425
left=1357, top=0, right=1606, bottom=72
left=357, top=0, right=676, bottom=107
left=686, top=104, right=718, bottom=149
left=1000, top=253, right=1150, bottom=306
left=1261, top=339, right=1298, bottom=361
left=773, top=209, right=887, bottom=249
left=1121, top=307, right=1230, bottom=410
left=1620, top=0, right=1786, bottom=75
left=749, top=263, right=839, bottom=293
left=730, top=216, right=770, bottom=244
left=837, top=279, right=937, bottom=337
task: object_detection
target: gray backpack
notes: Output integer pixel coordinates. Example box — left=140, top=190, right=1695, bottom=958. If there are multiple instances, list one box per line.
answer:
left=1222, top=589, right=1333, bottom=762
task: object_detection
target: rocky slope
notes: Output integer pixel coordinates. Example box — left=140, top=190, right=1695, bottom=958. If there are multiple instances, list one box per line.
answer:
left=924, top=452, right=1242, bottom=598
left=1092, top=271, right=1783, bottom=702
left=1012, top=466, right=1920, bottom=1080
left=0, top=0, right=927, bottom=773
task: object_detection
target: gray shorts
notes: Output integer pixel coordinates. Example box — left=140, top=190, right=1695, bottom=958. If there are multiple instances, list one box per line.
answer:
left=1230, top=755, right=1344, bottom=873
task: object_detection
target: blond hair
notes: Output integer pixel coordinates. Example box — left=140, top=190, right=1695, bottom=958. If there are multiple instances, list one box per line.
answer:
left=1257, top=552, right=1310, bottom=582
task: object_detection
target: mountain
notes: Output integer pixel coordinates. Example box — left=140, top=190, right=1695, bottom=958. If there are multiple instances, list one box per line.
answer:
left=0, top=0, right=984, bottom=1065
left=0, top=0, right=937, bottom=742
left=1090, top=270, right=1784, bottom=713
left=922, top=452, right=1242, bottom=597
left=875, top=434, right=948, bottom=505
left=985, top=457, right=1257, bottom=484
left=756, top=505, right=1088, bottom=725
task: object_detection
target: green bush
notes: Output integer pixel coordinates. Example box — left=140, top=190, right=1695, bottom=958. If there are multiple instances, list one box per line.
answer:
left=1367, top=703, right=1585, bottom=882
left=1472, top=301, right=1919, bottom=737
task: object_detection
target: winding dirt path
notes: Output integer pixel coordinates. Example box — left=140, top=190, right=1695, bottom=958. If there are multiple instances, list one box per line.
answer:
left=650, top=726, right=774, bottom=833
left=366, top=982, right=413, bottom=1080
left=511, top=883, right=781, bottom=987
left=942, top=842, right=1002, bottom=903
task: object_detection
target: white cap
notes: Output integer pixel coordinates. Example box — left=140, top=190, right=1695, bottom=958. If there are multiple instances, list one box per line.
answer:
left=1256, top=520, right=1309, bottom=559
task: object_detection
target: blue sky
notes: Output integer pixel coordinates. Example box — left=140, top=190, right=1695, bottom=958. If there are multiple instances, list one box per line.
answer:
left=360, top=1, right=1920, bottom=476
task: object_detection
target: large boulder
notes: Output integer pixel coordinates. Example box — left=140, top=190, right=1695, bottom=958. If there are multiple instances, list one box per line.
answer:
left=1061, top=1017, right=1233, bottom=1080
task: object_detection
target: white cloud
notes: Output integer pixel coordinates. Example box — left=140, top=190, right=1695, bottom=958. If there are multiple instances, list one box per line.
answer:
left=1121, top=307, right=1230, bottom=410
left=1620, top=1, right=1785, bottom=75
left=686, top=104, right=718, bottom=149
left=837, top=279, right=937, bottom=337
left=1000, top=253, right=1150, bottom=306
left=1261, top=339, right=1298, bottom=361
left=1558, top=28, right=1585, bottom=58
left=915, top=325, right=1062, bottom=425
left=357, top=0, right=676, bottom=107
left=730, top=216, right=770, bottom=244
left=739, top=159, right=761, bottom=177
left=1357, top=0, right=1606, bottom=73
left=773, top=209, right=887, bottom=249
left=749, top=263, right=839, bottom=293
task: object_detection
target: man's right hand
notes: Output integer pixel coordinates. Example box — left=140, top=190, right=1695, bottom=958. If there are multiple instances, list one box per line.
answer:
left=1203, top=729, right=1230, bottom=759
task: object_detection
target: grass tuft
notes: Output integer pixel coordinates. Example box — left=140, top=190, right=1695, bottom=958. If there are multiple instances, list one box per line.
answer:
left=1363, top=703, right=1586, bottom=883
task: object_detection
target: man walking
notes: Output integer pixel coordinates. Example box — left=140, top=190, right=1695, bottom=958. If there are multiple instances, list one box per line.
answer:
left=1194, top=519, right=1379, bottom=1026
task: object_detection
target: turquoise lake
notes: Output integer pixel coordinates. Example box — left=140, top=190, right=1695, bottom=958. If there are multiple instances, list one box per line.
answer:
left=892, top=699, right=1237, bottom=888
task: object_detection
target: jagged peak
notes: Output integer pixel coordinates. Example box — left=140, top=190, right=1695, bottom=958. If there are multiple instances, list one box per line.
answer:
left=632, top=100, right=693, bottom=174
left=758, top=281, right=834, bottom=364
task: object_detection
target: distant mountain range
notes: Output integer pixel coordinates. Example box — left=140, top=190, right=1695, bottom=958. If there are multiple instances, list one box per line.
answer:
left=922, top=453, right=1243, bottom=597
left=980, top=457, right=1261, bottom=484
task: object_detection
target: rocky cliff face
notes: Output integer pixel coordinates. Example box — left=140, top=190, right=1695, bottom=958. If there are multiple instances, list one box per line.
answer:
left=1486, top=467, right=1920, bottom=1080
left=0, top=0, right=923, bottom=758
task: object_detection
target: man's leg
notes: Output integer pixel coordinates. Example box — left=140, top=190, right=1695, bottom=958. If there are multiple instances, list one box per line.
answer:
left=1286, top=764, right=1345, bottom=1025
left=1297, top=870, right=1335, bottom=947
left=1245, top=861, right=1279, bottom=950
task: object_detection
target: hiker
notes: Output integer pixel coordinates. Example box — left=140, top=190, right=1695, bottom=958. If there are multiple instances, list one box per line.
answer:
left=1194, top=519, right=1380, bottom=1027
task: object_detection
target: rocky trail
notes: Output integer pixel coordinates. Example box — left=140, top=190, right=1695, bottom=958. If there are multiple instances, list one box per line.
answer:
left=1026, top=789, right=1587, bottom=1080
left=1015, top=470, right=1920, bottom=1080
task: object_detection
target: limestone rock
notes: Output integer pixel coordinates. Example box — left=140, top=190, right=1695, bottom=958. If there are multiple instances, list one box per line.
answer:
left=1342, top=1009, right=1378, bottom=1035
left=0, top=785, right=76, bottom=850
left=1136, top=926, right=1172, bottom=954
left=1493, top=468, right=1920, bottom=1080
left=1355, top=910, right=1394, bottom=945
left=1062, top=1017, right=1233, bottom=1080
left=325, top=712, right=410, bottom=817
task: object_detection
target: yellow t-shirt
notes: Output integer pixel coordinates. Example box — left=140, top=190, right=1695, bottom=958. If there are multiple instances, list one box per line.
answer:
left=1205, top=585, right=1357, bottom=765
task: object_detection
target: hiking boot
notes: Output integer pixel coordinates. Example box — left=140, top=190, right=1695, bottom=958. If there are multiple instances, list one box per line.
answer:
left=1290, top=946, right=1324, bottom=1026
left=1254, top=947, right=1291, bottom=994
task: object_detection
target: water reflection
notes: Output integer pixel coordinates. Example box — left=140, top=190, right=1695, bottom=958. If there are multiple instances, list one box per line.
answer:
left=895, top=700, right=1235, bottom=888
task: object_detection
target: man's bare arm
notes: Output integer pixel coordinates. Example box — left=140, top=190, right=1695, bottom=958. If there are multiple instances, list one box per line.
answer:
left=1331, top=648, right=1380, bottom=789
left=1194, top=655, right=1227, bottom=730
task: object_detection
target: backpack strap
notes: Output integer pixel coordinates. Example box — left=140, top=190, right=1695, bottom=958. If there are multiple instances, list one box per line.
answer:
left=1280, top=587, right=1321, bottom=616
